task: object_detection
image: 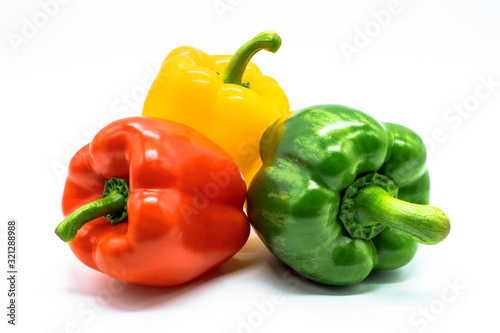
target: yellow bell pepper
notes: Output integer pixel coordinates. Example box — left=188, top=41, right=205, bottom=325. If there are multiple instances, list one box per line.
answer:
left=142, top=30, right=289, bottom=184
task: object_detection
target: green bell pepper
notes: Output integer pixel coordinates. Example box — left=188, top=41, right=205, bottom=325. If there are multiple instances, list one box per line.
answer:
left=247, top=104, right=451, bottom=285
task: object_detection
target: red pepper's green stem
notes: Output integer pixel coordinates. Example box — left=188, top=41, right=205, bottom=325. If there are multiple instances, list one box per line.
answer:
left=55, top=191, right=126, bottom=242
left=353, top=186, right=450, bottom=245
left=221, top=30, right=281, bottom=86
left=55, top=178, right=129, bottom=243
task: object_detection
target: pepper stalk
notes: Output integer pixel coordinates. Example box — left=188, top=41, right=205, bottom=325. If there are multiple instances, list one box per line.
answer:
left=221, top=30, right=281, bottom=87
left=55, top=177, right=129, bottom=242
left=340, top=173, right=450, bottom=245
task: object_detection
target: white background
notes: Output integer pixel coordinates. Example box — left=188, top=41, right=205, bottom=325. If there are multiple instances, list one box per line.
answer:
left=1, top=0, right=499, bottom=332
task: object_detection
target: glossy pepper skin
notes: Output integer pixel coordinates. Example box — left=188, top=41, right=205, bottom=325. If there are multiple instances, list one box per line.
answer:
left=55, top=116, right=250, bottom=287
left=142, top=31, right=289, bottom=184
left=247, top=105, right=450, bottom=285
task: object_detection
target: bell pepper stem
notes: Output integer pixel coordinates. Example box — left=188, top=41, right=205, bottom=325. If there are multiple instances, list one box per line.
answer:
left=55, top=178, right=129, bottom=243
left=352, top=186, right=450, bottom=245
left=221, top=30, right=281, bottom=86
left=55, top=191, right=126, bottom=242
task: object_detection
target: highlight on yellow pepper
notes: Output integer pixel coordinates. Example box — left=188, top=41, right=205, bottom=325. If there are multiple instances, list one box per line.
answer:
left=142, top=30, right=289, bottom=185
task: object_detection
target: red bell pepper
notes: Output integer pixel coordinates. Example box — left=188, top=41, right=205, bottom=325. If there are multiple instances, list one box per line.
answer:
left=55, top=116, right=250, bottom=286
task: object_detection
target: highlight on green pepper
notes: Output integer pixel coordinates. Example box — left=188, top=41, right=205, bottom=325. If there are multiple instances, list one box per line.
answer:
left=247, top=104, right=451, bottom=286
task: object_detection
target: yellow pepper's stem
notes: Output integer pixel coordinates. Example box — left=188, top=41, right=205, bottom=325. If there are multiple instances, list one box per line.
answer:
left=221, top=30, right=281, bottom=87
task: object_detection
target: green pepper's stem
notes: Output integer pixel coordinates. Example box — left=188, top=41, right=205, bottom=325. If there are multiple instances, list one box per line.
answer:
left=55, top=178, right=129, bottom=243
left=221, top=30, right=281, bottom=86
left=352, top=186, right=450, bottom=245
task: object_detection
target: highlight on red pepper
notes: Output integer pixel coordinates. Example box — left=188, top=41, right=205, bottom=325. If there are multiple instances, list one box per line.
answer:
left=55, top=116, right=250, bottom=287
